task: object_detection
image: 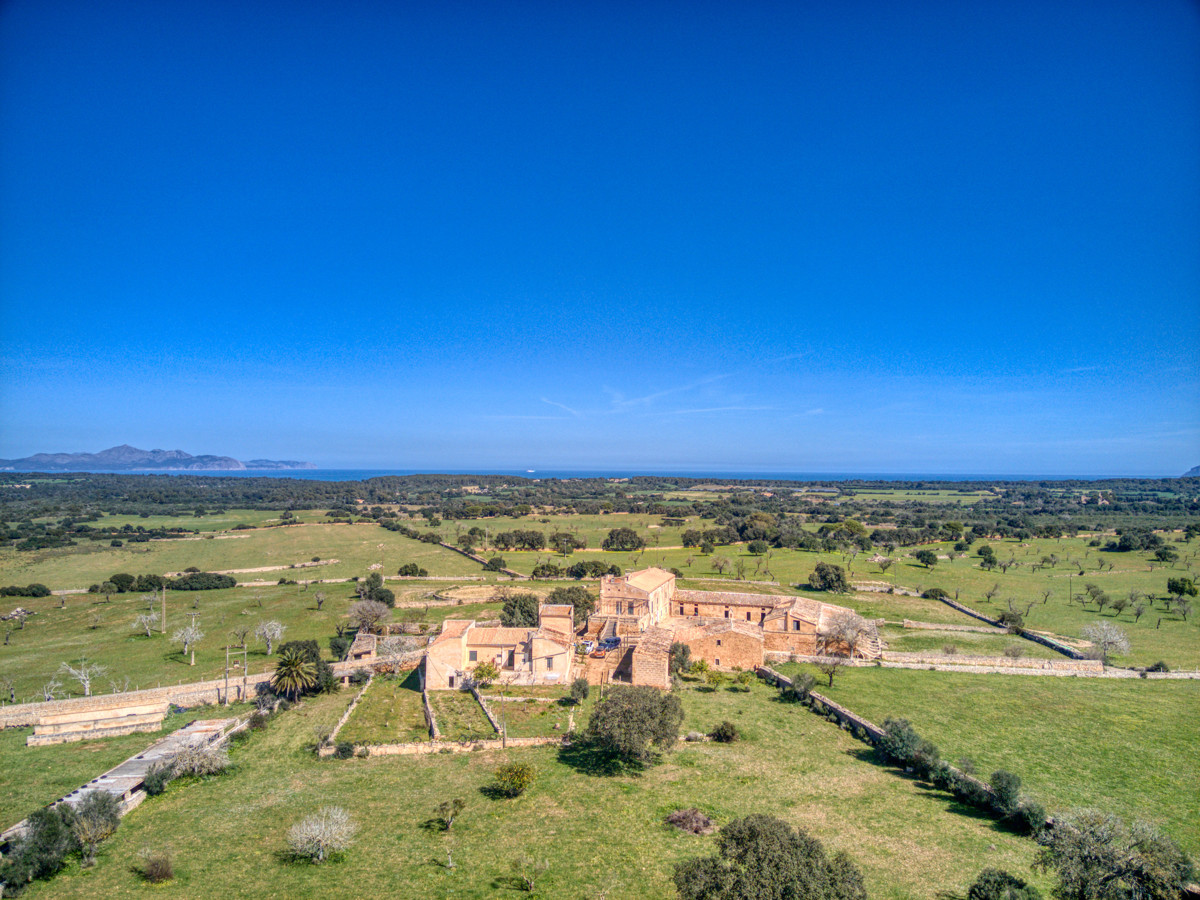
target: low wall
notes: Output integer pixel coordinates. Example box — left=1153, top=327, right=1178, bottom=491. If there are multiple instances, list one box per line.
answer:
left=902, top=619, right=1006, bottom=634
left=327, top=674, right=374, bottom=744
left=318, top=735, right=564, bottom=757
left=470, top=686, right=502, bottom=733
left=882, top=652, right=1102, bottom=673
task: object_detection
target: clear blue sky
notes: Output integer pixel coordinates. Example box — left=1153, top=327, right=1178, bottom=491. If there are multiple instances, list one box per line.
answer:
left=2, top=0, right=1198, bottom=476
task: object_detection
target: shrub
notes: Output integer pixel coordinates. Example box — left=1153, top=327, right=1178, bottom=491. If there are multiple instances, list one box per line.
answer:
left=1146, top=660, right=1170, bottom=673
left=943, top=644, right=959, bottom=655
left=333, top=741, right=355, bottom=759
left=569, top=676, right=590, bottom=705
left=72, top=790, right=122, bottom=865
left=1003, top=644, right=1026, bottom=659
left=493, top=761, right=537, bottom=798
left=168, top=572, right=237, bottom=591
left=666, top=808, right=715, bottom=835
left=709, top=721, right=739, bottom=743
left=923, top=587, right=949, bottom=600
left=136, top=846, right=174, bottom=883
left=170, top=743, right=231, bottom=778
left=781, top=672, right=815, bottom=702
left=989, top=770, right=1022, bottom=818
left=248, top=710, right=270, bottom=731
left=328, top=636, right=351, bottom=660
left=877, top=718, right=940, bottom=778
left=142, top=762, right=173, bottom=796
left=1014, top=798, right=1047, bottom=836
left=4, top=805, right=77, bottom=886
left=967, top=868, right=1042, bottom=900
left=584, top=685, right=685, bottom=764
left=287, top=807, right=356, bottom=864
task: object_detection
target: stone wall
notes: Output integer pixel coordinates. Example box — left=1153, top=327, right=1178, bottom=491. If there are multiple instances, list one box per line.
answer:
left=883, top=652, right=1102, bottom=673
left=902, top=619, right=1006, bottom=634
left=318, top=735, right=564, bottom=756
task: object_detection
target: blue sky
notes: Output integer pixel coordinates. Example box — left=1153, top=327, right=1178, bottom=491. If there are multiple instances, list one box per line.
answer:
left=2, top=0, right=1197, bottom=476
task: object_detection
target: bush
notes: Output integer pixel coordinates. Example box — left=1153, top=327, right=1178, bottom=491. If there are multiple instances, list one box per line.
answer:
left=989, top=770, right=1022, bottom=817
left=4, top=805, right=77, bottom=887
left=569, top=676, right=590, bottom=705
left=170, top=743, right=231, bottom=778
left=967, top=868, right=1042, bottom=900
left=666, top=808, right=715, bottom=835
left=923, top=587, right=949, bottom=600
left=136, top=846, right=174, bottom=883
left=248, top=710, right=270, bottom=731
left=72, top=790, right=122, bottom=865
left=168, top=572, right=237, bottom=591
left=493, top=761, right=537, bottom=798
left=329, top=636, right=351, bottom=660
left=809, top=562, right=849, bottom=593
left=287, top=807, right=356, bottom=864
left=942, top=644, right=959, bottom=655
left=1003, top=644, right=1026, bottom=659
left=584, top=686, right=685, bottom=764
left=1146, top=660, right=1170, bottom=673
left=333, top=741, right=355, bottom=759
left=142, top=762, right=173, bottom=796
left=781, top=672, right=815, bottom=702
left=1014, top=798, right=1047, bottom=836
left=877, top=718, right=940, bottom=778
left=709, top=721, right=740, bottom=743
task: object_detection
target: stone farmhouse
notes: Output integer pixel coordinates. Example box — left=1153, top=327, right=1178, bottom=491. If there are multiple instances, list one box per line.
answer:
left=587, top=568, right=881, bottom=688
left=424, top=604, right=575, bottom=690
left=419, top=567, right=878, bottom=692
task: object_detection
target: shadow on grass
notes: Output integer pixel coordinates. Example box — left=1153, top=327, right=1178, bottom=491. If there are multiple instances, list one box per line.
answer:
left=478, top=784, right=519, bottom=801
left=419, top=817, right=451, bottom=833
left=557, top=741, right=644, bottom=777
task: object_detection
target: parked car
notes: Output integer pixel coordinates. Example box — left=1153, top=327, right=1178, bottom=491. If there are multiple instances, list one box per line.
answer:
left=598, top=637, right=620, bottom=651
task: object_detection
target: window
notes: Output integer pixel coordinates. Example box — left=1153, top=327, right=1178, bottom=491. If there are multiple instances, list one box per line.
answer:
left=793, top=621, right=800, bottom=632
left=468, top=650, right=477, bottom=662
left=716, top=639, right=722, bottom=646
left=448, top=674, right=455, bottom=688
left=745, top=611, right=751, bottom=621
left=547, top=656, right=554, bottom=670
left=679, top=604, right=685, bottom=614
left=694, top=606, right=699, bottom=615
left=715, top=658, right=720, bottom=666
left=724, top=609, right=730, bottom=618
left=507, top=650, right=515, bottom=667
left=628, top=601, right=635, bottom=615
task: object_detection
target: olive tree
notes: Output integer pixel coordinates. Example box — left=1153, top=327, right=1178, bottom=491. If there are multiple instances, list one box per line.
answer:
left=584, top=685, right=684, bottom=764
left=1081, top=621, right=1130, bottom=666
left=254, top=619, right=286, bottom=653
left=287, top=807, right=356, bottom=863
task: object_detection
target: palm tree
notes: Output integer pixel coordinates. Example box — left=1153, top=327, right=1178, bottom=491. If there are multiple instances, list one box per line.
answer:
left=272, top=649, right=317, bottom=701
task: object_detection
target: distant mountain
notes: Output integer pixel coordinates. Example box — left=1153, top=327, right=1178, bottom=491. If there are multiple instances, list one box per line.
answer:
left=0, top=444, right=315, bottom=472
left=1184, top=465, right=1200, bottom=478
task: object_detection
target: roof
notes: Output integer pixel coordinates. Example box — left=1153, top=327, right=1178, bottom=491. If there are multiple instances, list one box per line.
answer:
left=671, top=620, right=764, bottom=643
left=467, top=627, right=533, bottom=647
left=348, top=633, right=377, bottom=654
left=534, top=626, right=574, bottom=648
left=676, top=588, right=789, bottom=608
left=633, top=626, right=675, bottom=659
left=433, top=620, right=474, bottom=643
left=539, top=604, right=574, bottom=617
left=625, top=568, right=676, bottom=592
left=764, top=597, right=825, bottom=624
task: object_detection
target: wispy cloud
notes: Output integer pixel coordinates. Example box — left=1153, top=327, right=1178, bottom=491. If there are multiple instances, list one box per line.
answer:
left=606, top=372, right=733, bottom=410
left=540, top=397, right=581, bottom=417
left=805, top=407, right=824, bottom=415
left=668, top=405, right=774, bottom=415
left=1062, top=365, right=1099, bottom=374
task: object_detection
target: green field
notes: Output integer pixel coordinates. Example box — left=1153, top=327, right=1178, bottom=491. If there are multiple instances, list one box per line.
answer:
left=20, top=682, right=1049, bottom=900
left=338, top=670, right=429, bottom=745
left=0, top=701, right=255, bottom=832
left=427, top=689, right=496, bottom=741
left=876, top=625, right=1063, bottom=659
left=775, top=664, right=1200, bottom=858
left=480, top=684, right=597, bottom=739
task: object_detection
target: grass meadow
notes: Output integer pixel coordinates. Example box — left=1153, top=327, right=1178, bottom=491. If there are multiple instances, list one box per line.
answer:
left=776, top=663, right=1200, bottom=858
left=20, top=680, right=1050, bottom=900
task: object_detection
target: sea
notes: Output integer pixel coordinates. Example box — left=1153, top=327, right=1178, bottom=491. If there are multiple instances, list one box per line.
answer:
left=104, top=468, right=1129, bottom=483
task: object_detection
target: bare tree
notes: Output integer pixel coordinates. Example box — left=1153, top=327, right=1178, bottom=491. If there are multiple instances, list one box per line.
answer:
left=42, top=676, right=63, bottom=701
left=733, top=558, right=747, bottom=580
left=1, top=676, right=14, bottom=704
left=230, top=623, right=252, bottom=648
left=1081, top=621, right=1131, bottom=666
left=711, top=556, right=731, bottom=575
left=287, top=807, right=356, bottom=863
left=348, top=600, right=389, bottom=634
left=314, top=591, right=327, bottom=611
left=88, top=609, right=104, bottom=630
left=173, top=625, right=204, bottom=664
left=133, top=611, right=159, bottom=637
left=436, top=797, right=465, bottom=831
left=984, top=583, right=1001, bottom=602
left=818, top=609, right=870, bottom=658
left=59, top=659, right=106, bottom=697
left=255, top=620, right=286, bottom=654
left=512, top=855, right=549, bottom=892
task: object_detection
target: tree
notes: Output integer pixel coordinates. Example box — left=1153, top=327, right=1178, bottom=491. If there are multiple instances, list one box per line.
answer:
left=230, top=623, right=251, bottom=649
left=499, top=592, right=540, bottom=628
left=59, top=658, right=106, bottom=697
left=569, top=676, right=590, bottom=704
left=711, top=556, right=731, bottom=575
left=747, top=540, right=769, bottom=555
left=287, top=807, right=356, bottom=863
left=814, top=656, right=847, bottom=687
left=602, top=527, right=645, bottom=552
left=818, top=609, right=869, bottom=658
left=471, top=660, right=500, bottom=688
left=1081, top=621, right=1130, bottom=666
left=133, top=611, right=159, bottom=638
left=546, top=584, right=596, bottom=625
left=100, top=581, right=117, bottom=603
left=673, top=814, right=866, bottom=900
left=72, top=790, right=122, bottom=867
left=809, top=562, right=849, bottom=593
left=493, top=761, right=536, bottom=797
left=1033, top=808, right=1192, bottom=900
left=348, top=600, right=388, bottom=634
left=915, top=549, right=938, bottom=568
left=1166, top=576, right=1197, bottom=603
left=436, top=797, right=465, bottom=831
left=584, top=685, right=685, bottom=764
left=272, top=647, right=318, bottom=700
left=669, top=642, right=692, bottom=676
left=313, top=591, right=327, bottom=611
left=878, top=557, right=894, bottom=575
left=172, top=625, right=204, bottom=664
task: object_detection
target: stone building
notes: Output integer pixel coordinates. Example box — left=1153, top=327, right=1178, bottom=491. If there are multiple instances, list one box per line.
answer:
left=588, top=567, right=880, bottom=688
left=424, top=605, right=574, bottom=690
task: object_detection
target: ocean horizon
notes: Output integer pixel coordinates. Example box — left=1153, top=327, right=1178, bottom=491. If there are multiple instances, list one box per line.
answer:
left=12, top=467, right=1179, bottom=483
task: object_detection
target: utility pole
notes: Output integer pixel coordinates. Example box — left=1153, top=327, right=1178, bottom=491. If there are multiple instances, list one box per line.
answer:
left=242, top=647, right=248, bottom=703
left=224, top=645, right=230, bottom=707
left=161, top=584, right=166, bottom=634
